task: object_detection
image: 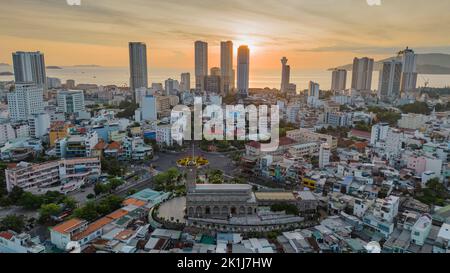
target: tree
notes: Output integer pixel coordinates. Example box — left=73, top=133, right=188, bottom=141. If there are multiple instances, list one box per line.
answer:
left=354, top=121, right=371, bottom=132
left=209, top=169, right=224, bottom=184
left=166, top=168, right=180, bottom=180
left=41, top=191, right=65, bottom=205
left=8, top=186, right=24, bottom=203
left=19, top=192, right=43, bottom=209
left=39, top=203, right=62, bottom=224
left=271, top=203, right=299, bottom=216
left=116, top=101, right=139, bottom=118
left=0, top=162, right=8, bottom=198
left=415, top=178, right=449, bottom=206
left=0, top=215, right=25, bottom=233
left=73, top=201, right=99, bottom=221
left=399, top=102, right=431, bottom=115
left=109, top=178, right=124, bottom=191
left=98, top=195, right=124, bottom=215
left=62, top=197, right=77, bottom=210
left=101, top=158, right=125, bottom=177
left=94, top=183, right=111, bottom=196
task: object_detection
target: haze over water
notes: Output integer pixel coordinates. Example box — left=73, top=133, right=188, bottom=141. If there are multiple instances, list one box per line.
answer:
left=1, top=66, right=449, bottom=91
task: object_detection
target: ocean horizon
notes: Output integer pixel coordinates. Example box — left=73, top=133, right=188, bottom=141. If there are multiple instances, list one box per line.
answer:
left=1, top=65, right=450, bottom=90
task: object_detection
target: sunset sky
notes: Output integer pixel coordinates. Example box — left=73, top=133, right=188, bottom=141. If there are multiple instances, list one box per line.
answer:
left=1, top=0, right=450, bottom=70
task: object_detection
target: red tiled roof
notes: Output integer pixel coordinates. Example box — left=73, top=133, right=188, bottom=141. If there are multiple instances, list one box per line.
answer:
left=106, top=209, right=128, bottom=220
left=93, top=140, right=108, bottom=150
left=50, top=121, right=66, bottom=129
left=51, top=218, right=85, bottom=234
left=353, top=142, right=368, bottom=150
left=107, top=141, right=121, bottom=150
left=72, top=217, right=113, bottom=241
left=123, top=198, right=147, bottom=207
left=350, top=129, right=371, bottom=139
left=114, top=229, right=135, bottom=241
left=0, top=231, right=14, bottom=240
left=246, top=137, right=295, bottom=150
left=279, top=137, right=296, bottom=146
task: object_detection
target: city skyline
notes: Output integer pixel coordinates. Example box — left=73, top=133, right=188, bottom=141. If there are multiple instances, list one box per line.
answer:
left=1, top=0, right=450, bottom=69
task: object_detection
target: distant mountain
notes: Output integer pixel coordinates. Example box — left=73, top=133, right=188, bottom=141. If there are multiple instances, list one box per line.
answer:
left=46, top=66, right=63, bottom=69
left=0, top=63, right=9, bottom=66
left=0, top=72, right=13, bottom=76
left=330, top=53, right=450, bottom=74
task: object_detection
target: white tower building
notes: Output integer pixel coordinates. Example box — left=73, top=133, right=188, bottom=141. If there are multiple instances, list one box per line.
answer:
left=7, top=83, right=44, bottom=122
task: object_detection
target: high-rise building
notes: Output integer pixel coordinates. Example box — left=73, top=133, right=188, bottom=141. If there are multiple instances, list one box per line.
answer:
left=28, top=113, right=50, bottom=139
left=351, top=57, right=374, bottom=91
left=195, top=41, right=208, bottom=92
left=205, top=75, right=221, bottom=94
left=205, top=67, right=221, bottom=94
left=57, top=90, right=86, bottom=114
left=129, top=42, right=148, bottom=101
left=180, top=73, right=191, bottom=92
left=135, top=87, right=148, bottom=105
left=378, top=60, right=403, bottom=101
left=142, top=95, right=157, bottom=121
left=398, top=47, right=418, bottom=93
left=331, top=69, right=347, bottom=92
left=66, top=79, right=76, bottom=89
left=164, top=78, right=180, bottom=96
left=151, top=83, right=163, bottom=93
left=370, top=122, right=389, bottom=145
left=237, top=45, right=250, bottom=97
left=47, top=77, right=62, bottom=89
left=319, top=143, right=331, bottom=168
left=280, top=57, right=290, bottom=93
left=12, top=51, right=47, bottom=87
left=220, top=41, right=234, bottom=95
left=210, top=67, right=221, bottom=76
left=7, top=83, right=44, bottom=122
left=308, top=81, right=320, bottom=98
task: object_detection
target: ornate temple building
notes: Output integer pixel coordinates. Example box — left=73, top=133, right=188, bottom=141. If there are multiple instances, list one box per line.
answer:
left=185, top=161, right=258, bottom=220
left=182, top=150, right=306, bottom=233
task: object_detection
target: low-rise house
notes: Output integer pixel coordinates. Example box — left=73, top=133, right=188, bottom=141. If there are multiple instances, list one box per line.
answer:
left=0, top=231, right=45, bottom=253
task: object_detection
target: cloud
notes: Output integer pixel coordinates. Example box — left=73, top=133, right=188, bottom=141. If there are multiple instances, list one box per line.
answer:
left=1, top=0, right=450, bottom=67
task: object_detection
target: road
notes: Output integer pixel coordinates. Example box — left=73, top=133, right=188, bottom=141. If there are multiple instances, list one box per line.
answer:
left=152, top=146, right=237, bottom=175
left=68, top=173, right=154, bottom=204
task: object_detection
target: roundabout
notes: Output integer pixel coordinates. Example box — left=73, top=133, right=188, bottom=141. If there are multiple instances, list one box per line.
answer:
left=176, top=156, right=209, bottom=168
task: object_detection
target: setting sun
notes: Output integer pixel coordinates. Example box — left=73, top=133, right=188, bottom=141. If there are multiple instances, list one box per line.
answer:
left=233, top=38, right=258, bottom=55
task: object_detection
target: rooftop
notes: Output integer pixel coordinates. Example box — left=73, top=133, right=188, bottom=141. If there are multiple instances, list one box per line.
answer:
left=255, top=191, right=296, bottom=201
left=130, top=188, right=169, bottom=203
left=52, top=218, right=87, bottom=235
left=195, top=184, right=252, bottom=192
left=123, top=198, right=147, bottom=208
left=0, top=231, right=14, bottom=240
left=296, top=191, right=317, bottom=201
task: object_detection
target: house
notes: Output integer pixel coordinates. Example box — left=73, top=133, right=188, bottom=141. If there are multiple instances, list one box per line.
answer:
left=245, top=137, right=296, bottom=157
left=0, top=231, right=45, bottom=253
left=50, top=218, right=89, bottom=250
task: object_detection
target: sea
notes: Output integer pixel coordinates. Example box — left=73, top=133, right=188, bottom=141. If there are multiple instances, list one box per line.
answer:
left=1, top=65, right=450, bottom=90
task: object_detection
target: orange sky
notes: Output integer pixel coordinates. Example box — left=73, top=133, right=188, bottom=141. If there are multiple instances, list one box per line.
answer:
left=1, top=0, right=449, bottom=69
